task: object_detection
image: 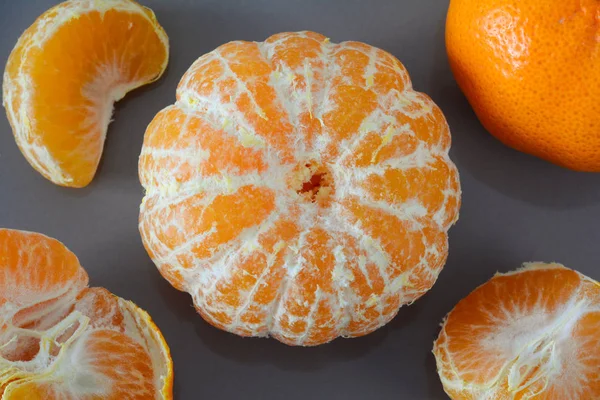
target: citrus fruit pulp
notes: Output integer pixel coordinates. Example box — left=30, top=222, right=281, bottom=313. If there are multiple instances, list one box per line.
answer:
left=139, top=31, right=461, bottom=346
left=3, top=0, right=169, bottom=187
left=434, top=262, right=600, bottom=398
left=0, top=228, right=173, bottom=399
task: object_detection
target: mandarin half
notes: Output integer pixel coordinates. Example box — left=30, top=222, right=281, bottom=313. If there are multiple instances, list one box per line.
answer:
left=0, top=229, right=173, bottom=399
left=2, top=0, right=169, bottom=187
left=434, top=263, right=600, bottom=399
left=139, top=31, right=461, bottom=346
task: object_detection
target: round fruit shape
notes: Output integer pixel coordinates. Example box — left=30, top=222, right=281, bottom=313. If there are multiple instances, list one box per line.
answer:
left=139, top=31, right=461, bottom=346
left=446, top=0, right=600, bottom=171
left=0, top=228, right=173, bottom=399
left=2, top=0, right=169, bottom=187
left=434, top=262, right=600, bottom=399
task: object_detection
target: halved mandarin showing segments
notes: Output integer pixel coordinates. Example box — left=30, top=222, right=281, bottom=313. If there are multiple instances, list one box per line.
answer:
left=2, top=0, right=169, bottom=187
left=434, top=263, right=600, bottom=399
left=0, top=229, right=173, bottom=399
left=139, top=31, right=461, bottom=346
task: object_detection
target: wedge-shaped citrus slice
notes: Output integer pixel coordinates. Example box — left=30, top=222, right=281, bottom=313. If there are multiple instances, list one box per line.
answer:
left=434, top=262, right=600, bottom=399
left=0, top=229, right=173, bottom=399
left=2, top=0, right=169, bottom=187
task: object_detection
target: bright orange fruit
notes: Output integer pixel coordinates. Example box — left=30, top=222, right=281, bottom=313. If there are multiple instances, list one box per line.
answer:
left=434, top=263, right=600, bottom=399
left=446, top=0, right=600, bottom=171
left=139, top=31, right=461, bottom=346
left=0, top=228, right=173, bottom=399
left=2, top=0, right=169, bottom=187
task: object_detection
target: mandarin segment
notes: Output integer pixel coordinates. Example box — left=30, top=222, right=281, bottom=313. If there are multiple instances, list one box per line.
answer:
left=433, top=263, right=600, bottom=399
left=139, top=31, right=460, bottom=346
left=2, top=0, right=169, bottom=187
left=0, top=229, right=172, bottom=399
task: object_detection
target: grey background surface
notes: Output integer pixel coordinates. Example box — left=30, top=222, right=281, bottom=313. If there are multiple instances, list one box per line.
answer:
left=1, top=0, right=600, bottom=399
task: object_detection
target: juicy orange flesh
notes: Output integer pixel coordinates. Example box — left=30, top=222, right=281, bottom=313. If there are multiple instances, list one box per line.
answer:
left=434, top=264, right=600, bottom=399
left=139, top=106, right=268, bottom=188
left=4, top=1, right=168, bottom=187
left=0, top=229, right=170, bottom=399
left=139, top=31, right=461, bottom=345
left=0, top=229, right=86, bottom=308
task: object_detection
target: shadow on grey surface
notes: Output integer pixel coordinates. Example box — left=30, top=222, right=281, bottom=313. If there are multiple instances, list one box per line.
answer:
left=427, top=23, right=600, bottom=210
left=154, top=265, right=426, bottom=373
left=425, top=352, right=445, bottom=399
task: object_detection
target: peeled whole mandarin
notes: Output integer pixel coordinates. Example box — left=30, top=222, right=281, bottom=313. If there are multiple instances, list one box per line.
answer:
left=139, top=31, right=461, bottom=346
left=446, top=0, right=600, bottom=171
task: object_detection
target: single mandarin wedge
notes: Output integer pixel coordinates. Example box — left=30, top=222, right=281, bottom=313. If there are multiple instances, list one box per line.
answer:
left=446, top=0, right=600, bottom=171
left=0, top=229, right=173, bottom=399
left=139, top=31, right=461, bottom=346
left=2, top=0, right=169, bottom=187
left=433, top=262, right=600, bottom=399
